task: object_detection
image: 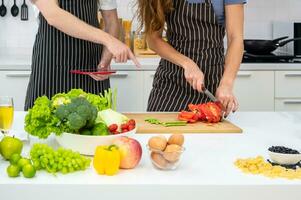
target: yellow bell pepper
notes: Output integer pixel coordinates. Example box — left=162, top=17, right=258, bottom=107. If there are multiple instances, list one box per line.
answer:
left=93, top=145, right=120, bottom=176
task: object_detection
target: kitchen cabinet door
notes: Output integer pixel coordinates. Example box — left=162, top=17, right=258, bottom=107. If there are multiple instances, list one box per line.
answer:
left=0, top=71, right=31, bottom=111
left=234, top=71, right=275, bottom=111
left=110, top=71, right=144, bottom=112
left=275, top=99, right=301, bottom=111
left=142, top=71, right=156, bottom=111
left=275, top=71, right=301, bottom=98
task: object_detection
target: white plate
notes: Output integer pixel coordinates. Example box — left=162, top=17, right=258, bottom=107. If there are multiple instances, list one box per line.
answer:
left=55, top=128, right=136, bottom=155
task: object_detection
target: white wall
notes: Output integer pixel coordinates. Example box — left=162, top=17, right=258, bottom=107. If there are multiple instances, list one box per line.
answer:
left=0, top=0, right=301, bottom=59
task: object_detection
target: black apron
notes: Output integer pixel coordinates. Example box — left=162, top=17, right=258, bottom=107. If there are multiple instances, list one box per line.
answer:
left=24, top=0, right=109, bottom=110
left=147, top=0, right=225, bottom=112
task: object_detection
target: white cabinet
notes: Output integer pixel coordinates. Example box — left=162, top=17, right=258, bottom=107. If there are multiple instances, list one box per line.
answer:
left=0, top=71, right=31, bottom=111
left=275, top=71, right=301, bottom=98
left=142, top=71, right=156, bottom=111
left=110, top=71, right=144, bottom=112
left=275, top=99, right=301, bottom=111
left=143, top=71, right=276, bottom=111
left=234, top=71, right=275, bottom=111
left=275, top=71, right=301, bottom=111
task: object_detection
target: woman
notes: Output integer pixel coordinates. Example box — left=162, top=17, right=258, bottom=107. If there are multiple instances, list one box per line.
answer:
left=137, top=0, right=245, bottom=116
left=25, top=0, right=140, bottom=110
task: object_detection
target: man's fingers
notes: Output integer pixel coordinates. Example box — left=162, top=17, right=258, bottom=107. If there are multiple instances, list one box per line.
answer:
left=128, top=51, right=141, bottom=68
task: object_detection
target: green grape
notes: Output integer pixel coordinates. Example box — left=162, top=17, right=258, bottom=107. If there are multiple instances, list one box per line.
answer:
left=33, top=160, right=41, bottom=170
left=68, top=167, right=74, bottom=173
left=61, top=167, right=68, bottom=174
left=30, top=143, right=91, bottom=175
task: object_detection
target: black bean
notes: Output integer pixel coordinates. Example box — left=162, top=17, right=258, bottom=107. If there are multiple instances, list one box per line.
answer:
left=268, top=146, right=300, bottom=154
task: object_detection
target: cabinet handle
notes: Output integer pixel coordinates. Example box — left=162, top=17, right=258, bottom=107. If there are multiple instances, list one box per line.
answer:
left=283, top=100, right=301, bottom=105
left=237, top=72, right=252, bottom=78
left=110, top=72, right=129, bottom=78
left=6, top=73, right=31, bottom=78
left=285, top=73, right=301, bottom=77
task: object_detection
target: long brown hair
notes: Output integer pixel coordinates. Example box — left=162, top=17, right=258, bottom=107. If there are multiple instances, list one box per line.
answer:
left=136, top=0, right=173, bottom=36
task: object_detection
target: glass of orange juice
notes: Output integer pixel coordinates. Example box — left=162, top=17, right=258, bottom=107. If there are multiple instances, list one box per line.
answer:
left=0, top=97, right=14, bottom=135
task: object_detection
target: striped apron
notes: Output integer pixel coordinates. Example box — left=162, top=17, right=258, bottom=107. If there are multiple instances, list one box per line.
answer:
left=147, top=0, right=225, bottom=112
left=24, top=0, right=109, bottom=110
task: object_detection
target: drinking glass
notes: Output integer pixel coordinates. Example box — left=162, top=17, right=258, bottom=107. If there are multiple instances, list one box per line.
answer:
left=0, top=96, right=14, bottom=135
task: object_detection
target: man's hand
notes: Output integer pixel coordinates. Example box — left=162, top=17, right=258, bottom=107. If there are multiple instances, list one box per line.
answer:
left=90, top=47, right=112, bottom=81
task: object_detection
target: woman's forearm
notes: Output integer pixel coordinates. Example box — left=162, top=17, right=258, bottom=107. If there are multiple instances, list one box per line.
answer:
left=221, top=37, right=244, bottom=87
left=220, top=4, right=245, bottom=88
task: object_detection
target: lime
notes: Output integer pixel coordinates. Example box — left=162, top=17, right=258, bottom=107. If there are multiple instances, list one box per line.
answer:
left=7, top=165, right=21, bottom=177
left=18, top=158, right=31, bottom=168
left=22, top=164, right=36, bottom=178
left=10, top=154, right=22, bottom=165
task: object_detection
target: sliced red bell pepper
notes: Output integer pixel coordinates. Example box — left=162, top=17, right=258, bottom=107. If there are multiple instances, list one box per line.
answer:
left=178, top=111, right=198, bottom=123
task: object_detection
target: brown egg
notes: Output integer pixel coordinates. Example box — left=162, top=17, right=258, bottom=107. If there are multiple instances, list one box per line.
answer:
left=151, top=152, right=168, bottom=169
left=148, top=136, right=167, bottom=151
left=163, top=144, right=182, bottom=162
left=168, top=134, right=184, bottom=146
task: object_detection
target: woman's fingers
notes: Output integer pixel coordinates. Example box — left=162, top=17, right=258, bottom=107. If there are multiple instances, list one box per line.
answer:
left=233, top=97, right=239, bottom=112
left=196, top=78, right=203, bottom=92
left=192, top=78, right=198, bottom=90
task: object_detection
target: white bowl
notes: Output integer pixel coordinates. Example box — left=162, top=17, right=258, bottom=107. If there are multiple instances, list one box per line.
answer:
left=55, top=128, right=136, bottom=155
left=268, top=150, right=301, bottom=165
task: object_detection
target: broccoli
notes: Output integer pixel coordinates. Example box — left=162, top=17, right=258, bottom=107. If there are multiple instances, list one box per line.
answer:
left=81, top=129, right=92, bottom=136
left=51, top=94, right=71, bottom=108
left=91, top=123, right=109, bottom=136
left=54, top=97, right=98, bottom=132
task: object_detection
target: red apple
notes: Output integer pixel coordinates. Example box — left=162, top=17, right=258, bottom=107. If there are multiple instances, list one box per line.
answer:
left=113, top=137, right=142, bottom=169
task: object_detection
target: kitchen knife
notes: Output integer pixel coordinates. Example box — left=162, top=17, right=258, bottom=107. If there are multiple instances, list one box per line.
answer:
left=202, top=86, right=218, bottom=102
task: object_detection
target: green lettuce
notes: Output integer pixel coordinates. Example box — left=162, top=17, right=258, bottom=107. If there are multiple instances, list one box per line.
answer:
left=25, top=96, right=61, bottom=139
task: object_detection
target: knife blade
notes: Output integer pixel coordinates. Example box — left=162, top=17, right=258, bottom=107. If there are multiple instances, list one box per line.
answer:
left=203, top=87, right=218, bottom=102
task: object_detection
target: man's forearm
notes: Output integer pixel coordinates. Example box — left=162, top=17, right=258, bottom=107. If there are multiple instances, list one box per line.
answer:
left=33, top=0, right=114, bottom=47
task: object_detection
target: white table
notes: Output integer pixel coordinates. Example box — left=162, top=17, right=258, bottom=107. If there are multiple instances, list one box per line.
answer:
left=1, top=112, right=301, bottom=200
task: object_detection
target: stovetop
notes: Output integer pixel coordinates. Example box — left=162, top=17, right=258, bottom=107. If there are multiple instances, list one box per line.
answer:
left=242, top=52, right=301, bottom=63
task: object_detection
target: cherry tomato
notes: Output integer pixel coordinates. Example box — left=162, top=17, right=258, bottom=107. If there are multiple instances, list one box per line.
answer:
left=128, top=124, right=135, bottom=131
left=128, top=119, right=136, bottom=126
left=108, top=124, right=118, bottom=132
left=121, top=124, right=129, bottom=130
left=122, top=129, right=129, bottom=133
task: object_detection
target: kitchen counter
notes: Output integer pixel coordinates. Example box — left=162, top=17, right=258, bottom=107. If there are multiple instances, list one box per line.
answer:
left=1, top=112, right=301, bottom=200
left=1, top=55, right=301, bottom=71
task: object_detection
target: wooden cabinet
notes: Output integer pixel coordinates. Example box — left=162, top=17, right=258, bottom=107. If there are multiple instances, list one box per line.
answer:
left=234, top=71, right=275, bottom=111
left=0, top=71, right=31, bottom=111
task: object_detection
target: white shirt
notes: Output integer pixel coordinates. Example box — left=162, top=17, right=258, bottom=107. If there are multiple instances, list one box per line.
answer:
left=33, top=0, right=117, bottom=18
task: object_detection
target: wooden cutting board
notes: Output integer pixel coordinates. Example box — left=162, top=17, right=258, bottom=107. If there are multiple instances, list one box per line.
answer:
left=124, top=113, right=243, bottom=134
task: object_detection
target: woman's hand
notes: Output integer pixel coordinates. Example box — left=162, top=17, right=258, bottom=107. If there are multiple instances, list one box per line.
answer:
left=182, top=59, right=205, bottom=92
left=105, top=37, right=141, bottom=67
left=215, top=83, right=239, bottom=116
left=89, top=47, right=112, bottom=81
